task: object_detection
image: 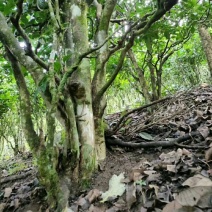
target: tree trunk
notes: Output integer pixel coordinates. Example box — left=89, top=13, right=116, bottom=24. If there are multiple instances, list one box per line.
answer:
left=198, top=24, right=212, bottom=78
left=128, top=49, right=151, bottom=103
left=92, top=0, right=117, bottom=162
left=156, top=68, right=162, bottom=99
left=5, top=47, right=60, bottom=209
left=67, top=1, right=96, bottom=182
left=145, top=38, right=159, bottom=101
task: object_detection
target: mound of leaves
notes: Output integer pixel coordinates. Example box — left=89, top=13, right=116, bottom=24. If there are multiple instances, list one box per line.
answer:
left=106, top=85, right=212, bottom=154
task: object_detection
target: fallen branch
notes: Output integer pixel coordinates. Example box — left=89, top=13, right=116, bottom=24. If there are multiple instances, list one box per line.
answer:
left=106, top=132, right=207, bottom=149
left=0, top=169, right=35, bottom=184
left=128, top=107, right=187, bottom=136
left=111, top=97, right=170, bottom=134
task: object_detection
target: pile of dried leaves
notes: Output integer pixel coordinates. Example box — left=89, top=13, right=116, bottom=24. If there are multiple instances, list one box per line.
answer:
left=106, top=85, right=212, bottom=153
left=0, top=154, right=47, bottom=211
left=70, top=148, right=212, bottom=211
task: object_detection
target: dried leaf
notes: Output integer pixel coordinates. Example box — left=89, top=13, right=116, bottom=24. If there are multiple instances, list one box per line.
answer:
left=159, top=149, right=182, bottom=164
left=176, top=186, right=212, bottom=207
left=182, top=174, right=212, bottom=187
left=145, top=170, right=160, bottom=183
left=106, top=206, right=118, bottom=212
left=140, top=207, right=147, bottom=212
left=194, top=110, right=203, bottom=117
left=182, top=148, right=191, bottom=156
left=157, top=191, right=170, bottom=202
left=205, top=147, right=212, bottom=162
left=167, top=165, right=176, bottom=173
left=9, top=199, right=20, bottom=209
left=113, top=198, right=126, bottom=210
left=126, top=183, right=136, bottom=208
left=89, top=204, right=106, bottom=212
left=129, top=168, right=144, bottom=182
left=0, top=203, right=6, bottom=212
left=101, top=173, right=126, bottom=203
left=4, top=187, right=12, bottom=198
left=77, top=197, right=90, bottom=210
left=207, top=169, right=212, bottom=176
left=86, top=189, right=101, bottom=203
left=163, top=200, right=203, bottom=212
left=162, top=200, right=182, bottom=212
left=149, top=184, right=159, bottom=196
left=197, top=126, right=209, bottom=138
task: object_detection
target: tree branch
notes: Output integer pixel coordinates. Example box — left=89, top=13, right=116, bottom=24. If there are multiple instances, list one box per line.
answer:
left=106, top=132, right=206, bottom=149
left=110, top=97, right=170, bottom=134
left=94, top=37, right=134, bottom=104
left=10, top=1, right=48, bottom=70
left=94, top=1, right=178, bottom=104
left=0, top=12, right=44, bottom=84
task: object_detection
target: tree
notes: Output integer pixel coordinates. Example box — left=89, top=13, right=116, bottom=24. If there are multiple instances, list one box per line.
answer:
left=198, top=24, right=212, bottom=78
left=127, top=24, right=191, bottom=103
left=164, top=33, right=207, bottom=90
left=126, top=0, right=212, bottom=102
left=0, top=0, right=178, bottom=210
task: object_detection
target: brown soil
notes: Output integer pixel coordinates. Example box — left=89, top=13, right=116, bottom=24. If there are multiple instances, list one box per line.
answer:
left=91, top=149, right=160, bottom=192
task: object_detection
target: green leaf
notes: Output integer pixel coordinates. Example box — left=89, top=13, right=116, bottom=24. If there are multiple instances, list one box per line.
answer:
left=125, top=118, right=132, bottom=125
left=54, top=61, right=62, bottom=73
left=63, top=54, right=72, bottom=62
left=164, top=31, right=170, bottom=40
left=136, top=180, right=146, bottom=186
left=139, top=132, right=154, bottom=141
left=38, top=75, right=48, bottom=93
left=3, top=1, right=16, bottom=16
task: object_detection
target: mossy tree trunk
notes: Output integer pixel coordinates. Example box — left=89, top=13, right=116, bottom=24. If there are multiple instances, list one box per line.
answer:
left=92, top=0, right=117, bottom=161
left=198, top=24, right=212, bottom=78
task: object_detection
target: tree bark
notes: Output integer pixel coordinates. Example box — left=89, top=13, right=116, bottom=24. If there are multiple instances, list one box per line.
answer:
left=128, top=49, right=151, bottom=103
left=198, top=24, right=212, bottom=78
left=92, top=0, right=117, bottom=162
left=145, top=37, right=159, bottom=101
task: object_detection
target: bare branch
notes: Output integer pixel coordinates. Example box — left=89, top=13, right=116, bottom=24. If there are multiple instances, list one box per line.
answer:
left=110, top=97, right=170, bottom=134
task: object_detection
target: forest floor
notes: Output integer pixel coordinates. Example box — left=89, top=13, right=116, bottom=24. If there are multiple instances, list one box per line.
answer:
left=1, top=85, right=212, bottom=212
